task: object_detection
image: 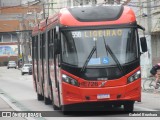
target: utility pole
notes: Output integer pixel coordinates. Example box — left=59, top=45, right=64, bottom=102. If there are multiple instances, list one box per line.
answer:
left=16, top=32, right=21, bottom=66
left=90, top=0, right=97, bottom=5
left=108, top=0, right=114, bottom=4
left=117, top=0, right=120, bottom=4
left=43, top=3, right=45, bottom=19
left=147, top=0, right=152, bottom=34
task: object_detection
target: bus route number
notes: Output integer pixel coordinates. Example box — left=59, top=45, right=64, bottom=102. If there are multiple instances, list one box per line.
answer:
left=72, top=32, right=82, bottom=38
left=79, top=81, right=98, bottom=87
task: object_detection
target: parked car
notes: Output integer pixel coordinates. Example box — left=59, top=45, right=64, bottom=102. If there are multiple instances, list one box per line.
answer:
left=7, top=61, right=17, bottom=69
left=21, top=64, right=32, bottom=75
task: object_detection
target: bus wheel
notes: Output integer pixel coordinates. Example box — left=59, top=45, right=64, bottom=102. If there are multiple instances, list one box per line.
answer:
left=37, top=93, right=44, bottom=101
left=44, top=97, right=52, bottom=105
left=123, top=102, right=134, bottom=112
left=62, top=111, right=70, bottom=115
left=61, top=105, right=72, bottom=115
left=53, top=104, right=60, bottom=110
left=62, top=108, right=69, bottom=115
left=50, top=87, right=60, bottom=110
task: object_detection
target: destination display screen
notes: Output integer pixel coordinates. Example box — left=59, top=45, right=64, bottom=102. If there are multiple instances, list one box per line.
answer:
left=71, top=29, right=122, bottom=38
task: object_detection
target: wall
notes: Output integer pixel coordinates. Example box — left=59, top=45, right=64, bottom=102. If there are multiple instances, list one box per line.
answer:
left=0, top=0, right=21, bottom=7
left=0, top=45, right=18, bottom=56
left=151, top=34, right=160, bottom=65
left=0, top=2, right=43, bottom=65
left=150, top=1, right=160, bottom=68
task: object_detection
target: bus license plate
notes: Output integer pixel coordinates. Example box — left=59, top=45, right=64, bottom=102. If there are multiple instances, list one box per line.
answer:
left=97, top=94, right=110, bottom=99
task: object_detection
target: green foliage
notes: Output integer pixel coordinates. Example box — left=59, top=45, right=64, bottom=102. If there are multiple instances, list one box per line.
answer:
left=0, top=61, right=8, bottom=66
left=3, top=61, right=8, bottom=66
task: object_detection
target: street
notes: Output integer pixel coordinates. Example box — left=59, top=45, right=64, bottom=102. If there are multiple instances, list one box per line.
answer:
left=0, top=67, right=160, bottom=120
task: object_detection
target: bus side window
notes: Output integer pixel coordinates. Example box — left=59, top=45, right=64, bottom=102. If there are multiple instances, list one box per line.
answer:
left=48, top=29, right=54, bottom=59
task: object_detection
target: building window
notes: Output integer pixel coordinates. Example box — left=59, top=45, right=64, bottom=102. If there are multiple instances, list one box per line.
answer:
left=3, top=34, right=11, bottom=42
left=12, top=33, right=17, bottom=42
left=0, top=35, right=2, bottom=42
left=0, top=33, right=17, bottom=43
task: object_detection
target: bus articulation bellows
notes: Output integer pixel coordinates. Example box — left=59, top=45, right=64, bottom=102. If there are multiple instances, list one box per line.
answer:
left=32, top=5, right=147, bottom=112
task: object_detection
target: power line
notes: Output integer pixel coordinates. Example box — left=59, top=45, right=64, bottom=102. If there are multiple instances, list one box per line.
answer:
left=0, top=2, right=57, bottom=10
left=126, top=0, right=160, bottom=8
left=127, top=0, right=159, bottom=4
left=126, top=3, right=160, bottom=8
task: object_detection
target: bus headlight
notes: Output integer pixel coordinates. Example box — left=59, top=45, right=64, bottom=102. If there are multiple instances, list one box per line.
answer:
left=62, top=74, right=79, bottom=86
left=127, top=70, right=141, bottom=83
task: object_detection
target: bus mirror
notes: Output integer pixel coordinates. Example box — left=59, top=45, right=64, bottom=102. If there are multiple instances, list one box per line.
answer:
left=56, top=26, right=59, bottom=33
left=140, top=37, right=147, bottom=52
left=137, top=24, right=145, bottom=31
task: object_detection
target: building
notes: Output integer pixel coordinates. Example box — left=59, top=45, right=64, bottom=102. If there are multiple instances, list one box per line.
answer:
left=0, top=0, right=43, bottom=66
left=0, top=0, right=40, bottom=7
left=150, top=1, right=160, bottom=65
left=0, top=0, right=21, bottom=7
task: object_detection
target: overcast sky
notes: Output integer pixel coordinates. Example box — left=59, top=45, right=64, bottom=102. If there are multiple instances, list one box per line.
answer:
left=21, top=0, right=35, bottom=4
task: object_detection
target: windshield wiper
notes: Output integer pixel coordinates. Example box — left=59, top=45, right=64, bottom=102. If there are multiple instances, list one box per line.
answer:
left=103, top=36, right=124, bottom=75
left=81, top=46, right=96, bottom=72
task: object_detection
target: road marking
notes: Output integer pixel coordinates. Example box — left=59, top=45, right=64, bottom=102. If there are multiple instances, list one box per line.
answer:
left=0, top=93, right=21, bottom=111
left=0, top=89, right=46, bottom=120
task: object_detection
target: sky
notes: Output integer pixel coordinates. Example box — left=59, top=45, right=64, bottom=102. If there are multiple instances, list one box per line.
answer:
left=21, top=0, right=35, bottom=4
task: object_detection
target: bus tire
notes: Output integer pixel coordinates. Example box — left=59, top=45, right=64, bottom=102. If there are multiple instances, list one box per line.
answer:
left=50, top=81, right=60, bottom=110
left=53, top=104, right=60, bottom=110
left=124, top=101, right=134, bottom=112
left=37, top=93, right=44, bottom=101
left=62, top=106, right=69, bottom=115
left=44, top=97, right=52, bottom=105
left=62, top=111, right=70, bottom=115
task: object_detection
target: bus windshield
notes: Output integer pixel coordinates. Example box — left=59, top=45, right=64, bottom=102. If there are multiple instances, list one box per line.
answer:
left=61, top=28, right=138, bottom=67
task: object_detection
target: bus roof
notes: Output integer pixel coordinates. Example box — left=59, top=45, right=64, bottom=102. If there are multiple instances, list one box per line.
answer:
left=58, top=5, right=136, bottom=27
left=32, top=5, right=136, bottom=34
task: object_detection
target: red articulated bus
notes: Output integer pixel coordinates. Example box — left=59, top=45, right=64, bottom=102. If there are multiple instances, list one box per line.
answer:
left=32, top=5, right=147, bottom=112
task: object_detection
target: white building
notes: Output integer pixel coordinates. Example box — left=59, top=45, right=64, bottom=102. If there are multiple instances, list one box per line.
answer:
left=150, top=1, right=160, bottom=65
left=0, top=0, right=21, bottom=6
left=0, top=0, right=39, bottom=7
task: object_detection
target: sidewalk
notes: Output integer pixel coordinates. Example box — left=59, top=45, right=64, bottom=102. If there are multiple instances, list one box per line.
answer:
left=136, top=91, right=160, bottom=111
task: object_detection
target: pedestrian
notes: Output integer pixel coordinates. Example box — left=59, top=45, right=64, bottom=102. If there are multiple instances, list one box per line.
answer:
left=150, top=63, right=160, bottom=93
